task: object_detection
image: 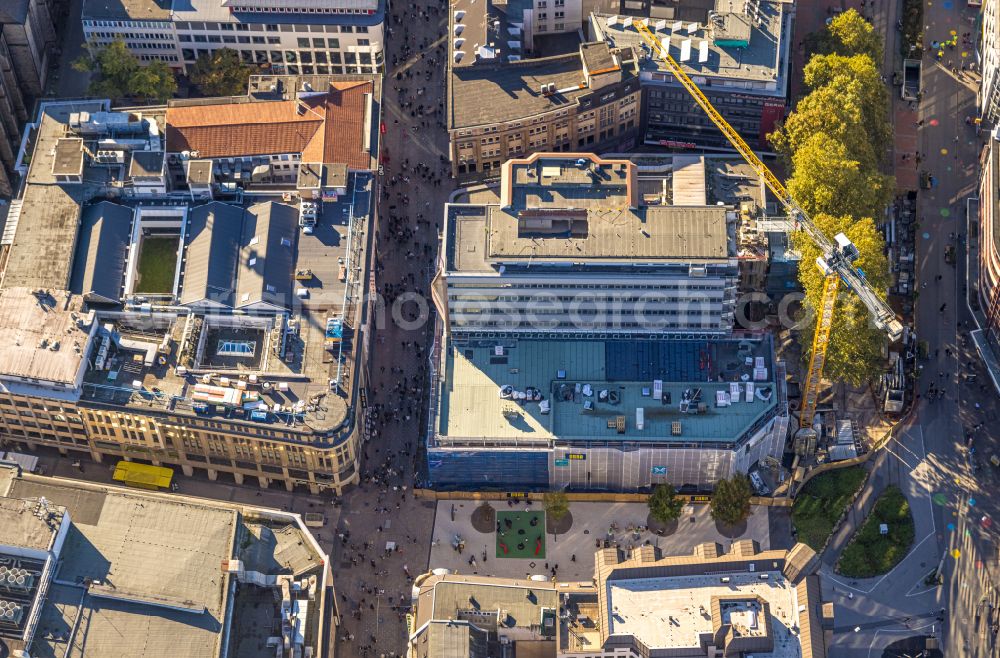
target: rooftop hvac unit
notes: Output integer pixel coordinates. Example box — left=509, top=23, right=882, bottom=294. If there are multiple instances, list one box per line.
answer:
left=680, top=39, right=692, bottom=61
left=454, top=51, right=465, bottom=63
left=454, top=23, right=465, bottom=35
left=454, top=9, right=465, bottom=20
left=455, top=38, right=465, bottom=48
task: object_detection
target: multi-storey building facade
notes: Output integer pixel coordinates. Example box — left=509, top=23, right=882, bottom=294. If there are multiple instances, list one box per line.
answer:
left=975, top=132, right=1000, bottom=388
left=982, top=0, right=1000, bottom=124
left=447, top=0, right=643, bottom=179
left=588, top=0, right=793, bottom=149
left=82, top=0, right=385, bottom=75
left=0, top=0, right=59, bottom=196
left=426, top=153, right=788, bottom=491
left=433, top=153, right=739, bottom=335
left=0, top=76, right=380, bottom=495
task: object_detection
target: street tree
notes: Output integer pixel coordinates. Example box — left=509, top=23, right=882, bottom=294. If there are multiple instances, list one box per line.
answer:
left=710, top=475, right=753, bottom=526
left=787, top=132, right=893, bottom=220
left=190, top=48, right=254, bottom=97
left=74, top=39, right=176, bottom=102
left=648, top=483, right=685, bottom=525
left=791, top=213, right=890, bottom=385
left=807, top=9, right=883, bottom=61
left=802, top=53, right=892, bottom=156
left=543, top=490, right=570, bottom=524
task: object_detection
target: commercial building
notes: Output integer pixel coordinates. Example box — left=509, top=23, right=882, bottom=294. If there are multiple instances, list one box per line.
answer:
left=0, top=74, right=381, bottom=495
left=81, top=0, right=385, bottom=75
left=447, top=0, right=644, bottom=179
left=982, top=0, right=1000, bottom=124
left=587, top=0, right=793, bottom=149
left=974, top=132, right=1000, bottom=391
left=408, top=573, right=558, bottom=658
left=426, top=152, right=787, bottom=491
left=433, top=153, right=739, bottom=336
left=0, top=462, right=330, bottom=658
left=0, top=0, right=60, bottom=197
left=560, top=540, right=831, bottom=657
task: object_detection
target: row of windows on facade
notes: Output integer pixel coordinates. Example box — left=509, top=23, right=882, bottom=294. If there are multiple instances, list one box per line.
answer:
left=86, top=20, right=371, bottom=32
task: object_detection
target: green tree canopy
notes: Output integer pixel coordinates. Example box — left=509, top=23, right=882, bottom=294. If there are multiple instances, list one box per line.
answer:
left=74, top=39, right=176, bottom=102
left=710, top=475, right=753, bottom=526
left=190, top=48, right=254, bottom=97
left=543, top=490, right=570, bottom=522
left=791, top=213, right=890, bottom=385
left=802, top=54, right=891, bottom=155
left=786, top=132, right=893, bottom=219
left=648, top=483, right=685, bottom=525
left=807, top=9, right=883, bottom=61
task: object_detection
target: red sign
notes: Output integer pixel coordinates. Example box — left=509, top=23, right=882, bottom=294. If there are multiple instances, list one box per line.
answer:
left=380, top=122, right=387, bottom=135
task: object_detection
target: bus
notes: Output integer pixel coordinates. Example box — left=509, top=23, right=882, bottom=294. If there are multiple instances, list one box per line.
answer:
left=112, top=461, right=175, bottom=491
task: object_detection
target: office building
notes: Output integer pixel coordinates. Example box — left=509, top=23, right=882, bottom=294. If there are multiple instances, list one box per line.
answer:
left=433, top=153, right=739, bottom=336
left=0, top=462, right=330, bottom=658
left=81, top=0, right=385, bottom=75
left=0, top=74, right=380, bottom=495
left=447, top=0, right=643, bottom=179
left=408, top=573, right=558, bottom=658
left=982, top=0, right=1000, bottom=124
left=974, top=132, right=1000, bottom=391
left=560, top=540, right=831, bottom=657
left=0, top=0, right=60, bottom=197
left=588, top=0, right=793, bottom=150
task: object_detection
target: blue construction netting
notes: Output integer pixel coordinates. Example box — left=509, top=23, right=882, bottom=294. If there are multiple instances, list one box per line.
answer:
left=427, top=450, right=549, bottom=490
left=604, top=341, right=709, bottom=382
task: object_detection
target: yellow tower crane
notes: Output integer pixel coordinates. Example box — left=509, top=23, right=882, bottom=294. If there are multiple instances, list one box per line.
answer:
left=632, top=22, right=903, bottom=430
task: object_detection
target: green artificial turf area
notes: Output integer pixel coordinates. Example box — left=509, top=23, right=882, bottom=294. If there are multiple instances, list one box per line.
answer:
left=135, top=236, right=178, bottom=294
left=496, top=511, right=545, bottom=559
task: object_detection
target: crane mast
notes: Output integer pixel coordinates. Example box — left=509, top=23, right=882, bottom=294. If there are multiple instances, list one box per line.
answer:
left=632, top=21, right=903, bottom=429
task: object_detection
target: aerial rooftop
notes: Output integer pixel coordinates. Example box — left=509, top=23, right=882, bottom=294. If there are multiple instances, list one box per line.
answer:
left=589, top=0, right=790, bottom=91
left=0, top=465, right=328, bottom=658
left=0, top=288, right=96, bottom=388
left=590, top=541, right=828, bottom=658
left=437, top=337, right=778, bottom=445
left=82, top=0, right=385, bottom=23
left=447, top=153, right=736, bottom=271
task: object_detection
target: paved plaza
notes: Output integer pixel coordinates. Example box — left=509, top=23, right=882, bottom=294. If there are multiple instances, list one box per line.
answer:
left=429, top=499, right=774, bottom=582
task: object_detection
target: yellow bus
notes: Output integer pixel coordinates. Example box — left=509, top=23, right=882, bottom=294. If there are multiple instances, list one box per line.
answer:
left=112, top=461, right=174, bottom=491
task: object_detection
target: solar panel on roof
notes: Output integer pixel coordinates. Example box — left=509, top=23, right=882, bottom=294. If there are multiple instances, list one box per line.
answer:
left=698, top=40, right=709, bottom=62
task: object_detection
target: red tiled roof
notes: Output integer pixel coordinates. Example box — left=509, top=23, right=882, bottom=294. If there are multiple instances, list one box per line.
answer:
left=165, top=81, right=374, bottom=168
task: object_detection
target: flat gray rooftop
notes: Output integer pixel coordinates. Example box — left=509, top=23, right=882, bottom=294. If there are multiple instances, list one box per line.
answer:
left=0, top=497, right=63, bottom=552
left=2, top=102, right=115, bottom=291
left=448, top=55, right=592, bottom=129
left=82, top=0, right=172, bottom=20
left=0, top=288, right=93, bottom=385
left=448, top=204, right=733, bottom=271
left=606, top=571, right=800, bottom=655
left=590, top=2, right=786, bottom=88
left=438, top=338, right=777, bottom=444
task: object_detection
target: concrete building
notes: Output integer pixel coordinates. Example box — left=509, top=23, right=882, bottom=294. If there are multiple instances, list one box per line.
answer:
left=433, top=153, right=739, bottom=336
left=0, top=462, right=330, bottom=658
left=559, top=540, right=831, bottom=657
left=427, top=152, right=787, bottom=491
left=447, top=0, right=643, bottom=179
left=975, top=132, right=1000, bottom=390
left=81, top=0, right=385, bottom=75
left=982, top=0, right=1000, bottom=124
left=0, top=75, right=381, bottom=495
left=408, top=573, right=559, bottom=658
left=0, top=0, right=60, bottom=197
left=588, top=0, right=793, bottom=150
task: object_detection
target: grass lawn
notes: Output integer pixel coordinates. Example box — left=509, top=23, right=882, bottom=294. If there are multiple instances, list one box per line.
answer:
left=791, top=466, right=867, bottom=550
left=837, top=486, right=914, bottom=578
left=135, top=236, right=178, bottom=294
left=496, top=511, right=545, bottom=559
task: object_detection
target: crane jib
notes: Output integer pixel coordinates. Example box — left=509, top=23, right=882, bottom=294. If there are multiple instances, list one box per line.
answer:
left=633, top=21, right=900, bottom=342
